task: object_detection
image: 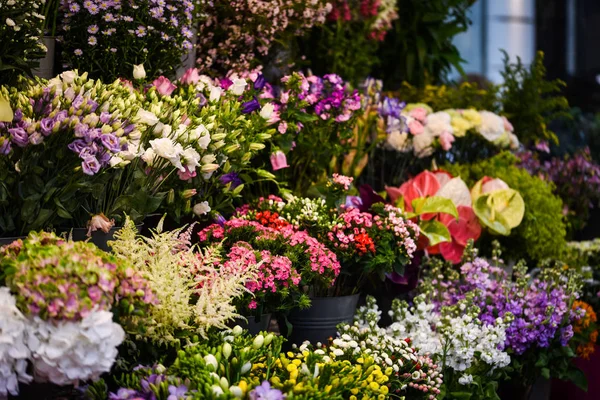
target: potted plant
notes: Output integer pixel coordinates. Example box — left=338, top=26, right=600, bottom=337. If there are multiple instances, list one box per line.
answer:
left=34, top=0, right=61, bottom=79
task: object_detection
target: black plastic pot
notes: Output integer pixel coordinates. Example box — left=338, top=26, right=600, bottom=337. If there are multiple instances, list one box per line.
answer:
left=59, top=224, right=142, bottom=252
left=285, top=294, right=360, bottom=345
left=0, top=236, right=25, bottom=246
left=229, top=313, right=272, bottom=335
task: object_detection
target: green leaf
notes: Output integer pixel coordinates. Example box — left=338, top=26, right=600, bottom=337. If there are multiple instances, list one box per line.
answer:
left=420, top=219, right=452, bottom=246
left=448, top=391, right=473, bottom=400
left=541, top=368, right=550, bottom=379
left=473, top=195, right=511, bottom=235
left=412, top=196, right=458, bottom=218
left=567, top=368, right=588, bottom=391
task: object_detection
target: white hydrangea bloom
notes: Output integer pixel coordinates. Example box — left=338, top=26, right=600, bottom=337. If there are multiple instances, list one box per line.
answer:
left=0, top=287, right=32, bottom=397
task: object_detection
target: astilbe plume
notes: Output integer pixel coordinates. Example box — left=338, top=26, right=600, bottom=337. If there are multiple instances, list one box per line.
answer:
left=110, top=217, right=257, bottom=343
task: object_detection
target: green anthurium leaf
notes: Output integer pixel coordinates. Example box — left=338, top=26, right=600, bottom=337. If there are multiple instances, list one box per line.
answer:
left=473, top=195, right=512, bottom=235
left=412, top=196, right=458, bottom=218
left=0, top=95, right=13, bottom=122
left=420, top=219, right=452, bottom=246
left=487, top=188, right=525, bottom=229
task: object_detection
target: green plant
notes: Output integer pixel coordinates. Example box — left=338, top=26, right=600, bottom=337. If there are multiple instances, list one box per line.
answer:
left=394, top=81, right=501, bottom=112
left=375, top=0, right=476, bottom=88
left=444, top=152, right=567, bottom=263
left=42, top=0, right=60, bottom=36
left=500, top=51, right=570, bottom=146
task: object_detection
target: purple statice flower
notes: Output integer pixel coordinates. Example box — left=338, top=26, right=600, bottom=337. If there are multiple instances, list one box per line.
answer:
left=219, top=172, right=242, bottom=189
left=242, top=97, right=261, bottom=114
left=249, top=381, right=284, bottom=400
left=100, top=133, right=121, bottom=152
left=254, top=74, right=266, bottom=91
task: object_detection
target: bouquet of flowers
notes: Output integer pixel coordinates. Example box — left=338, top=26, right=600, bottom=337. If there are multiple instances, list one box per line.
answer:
left=196, top=0, right=331, bottom=74
left=0, top=232, right=155, bottom=396
left=0, top=0, right=46, bottom=86
left=197, top=215, right=340, bottom=313
left=385, top=170, right=525, bottom=263
left=299, top=0, right=399, bottom=84
left=60, top=0, right=197, bottom=81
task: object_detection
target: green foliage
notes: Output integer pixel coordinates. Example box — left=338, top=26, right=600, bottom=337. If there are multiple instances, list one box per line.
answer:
left=500, top=51, right=570, bottom=146
left=394, top=81, right=501, bottom=112
left=444, top=152, right=567, bottom=263
left=375, top=0, right=476, bottom=88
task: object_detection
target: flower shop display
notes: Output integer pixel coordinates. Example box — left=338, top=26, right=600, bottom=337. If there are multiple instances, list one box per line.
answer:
left=60, top=0, right=198, bottom=81
left=299, top=0, right=399, bottom=84
left=196, top=0, right=331, bottom=74
left=0, top=0, right=46, bottom=86
left=0, top=231, right=155, bottom=396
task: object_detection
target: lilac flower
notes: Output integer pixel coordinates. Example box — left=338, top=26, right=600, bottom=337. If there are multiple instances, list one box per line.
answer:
left=249, top=381, right=284, bottom=400
left=219, top=172, right=242, bottom=189
left=242, top=97, right=261, bottom=114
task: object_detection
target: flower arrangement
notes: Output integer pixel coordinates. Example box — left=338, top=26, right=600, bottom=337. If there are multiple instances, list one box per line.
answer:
left=571, top=300, right=598, bottom=361
left=385, top=169, right=524, bottom=263
left=60, top=0, right=197, bottom=81
left=0, top=0, right=46, bottom=86
left=109, top=217, right=256, bottom=344
left=299, top=0, right=399, bottom=84
left=0, top=231, right=155, bottom=395
left=196, top=0, right=331, bottom=74
left=198, top=215, right=340, bottom=311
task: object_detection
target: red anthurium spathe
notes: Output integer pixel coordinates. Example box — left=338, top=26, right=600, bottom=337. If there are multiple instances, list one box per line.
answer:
left=429, top=206, right=482, bottom=264
left=386, top=170, right=441, bottom=211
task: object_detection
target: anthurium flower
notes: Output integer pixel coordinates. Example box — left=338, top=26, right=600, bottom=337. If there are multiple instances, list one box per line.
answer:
left=428, top=206, right=482, bottom=264
left=471, top=176, right=525, bottom=235
left=385, top=170, right=440, bottom=210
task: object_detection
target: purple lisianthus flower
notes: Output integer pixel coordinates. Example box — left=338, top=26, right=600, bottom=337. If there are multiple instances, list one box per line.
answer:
left=99, top=112, right=112, bottom=124
left=81, top=156, right=101, bottom=175
left=167, top=385, right=188, bottom=400
left=254, top=74, right=266, bottom=91
left=108, top=388, right=145, bottom=400
left=74, top=123, right=89, bottom=138
left=8, top=127, right=29, bottom=147
left=54, top=110, right=69, bottom=122
left=87, top=99, right=99, bottom=112
left=72, top=95, right=85, bottom=109
left=84, top=128, right=102, bottom=143
left=40, top=117, right=54, bottom=136
left=123, top=124, right=136, bottom=134
left=100, top=133, right=121, bottom=152
left=242, top=97, right=261, bottom=114
left=249, top=381, right=283, bottom=400
left=220, top=78, right=233, bottom=90
left=68, top=139, right=87, bottom=154
left=219, top=172, right=242, bottom=189
left=13, top=109, right=23, bottom=122
left=0, top=137, right=11, bottom=155
left=196, top=93, right=207, bottom=108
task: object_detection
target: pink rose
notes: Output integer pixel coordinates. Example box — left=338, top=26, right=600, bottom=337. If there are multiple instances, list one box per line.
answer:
left=152, top=76, right=176, bottom=96
left=409, top=107, right=427, bottom=122
left=270, top=150, right=289, bottom=171
left=439, top=131, right=455, bottom=151
left=180, top=68, right=200, bottom=85
left=408, top=120, right=424, bottom=135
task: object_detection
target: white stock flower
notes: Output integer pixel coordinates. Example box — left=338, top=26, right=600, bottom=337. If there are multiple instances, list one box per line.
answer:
left=477, top=111, right=505, bottom=142
left=136, top=109, right=159, bottom=125
left=193, top=201, right=211, bottom=216
left=29, top=311, right=124, bottom=385
left=0, top=288, right=32, bottom=397
left=229, top=78, right=247, bottom=95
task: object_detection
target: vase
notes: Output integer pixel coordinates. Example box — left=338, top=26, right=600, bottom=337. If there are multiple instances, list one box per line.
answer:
left=285, top=294, right=360, bottom=345
left=33, top=37, right=56, bottom=79
left=59, top=224, right=142, bottom=252
left=229, top=313, right=272, bottom=335
left=499, top=377, right=550, bottom=400
left=0, top=236, right=26, bottom=246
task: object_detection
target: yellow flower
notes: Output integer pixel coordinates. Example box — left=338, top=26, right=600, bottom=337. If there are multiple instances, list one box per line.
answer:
left=462, top=109, right=481, bottom=125
left=351, top=388, right=359, bottom=395
left=238, top=380, right=247, bottom=394
left=369, top=381, right=380, bottom=391
left=350, top=396, right=357, bottom=400
left=451, top=116, right=472, bottom=137
left=380, top=385, right=389, bottom=395
left=286, top=363, right=297, bottom=372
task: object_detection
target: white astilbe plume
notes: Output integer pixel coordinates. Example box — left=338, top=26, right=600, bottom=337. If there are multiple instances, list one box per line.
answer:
left=110, top=216, right=256, bottom=344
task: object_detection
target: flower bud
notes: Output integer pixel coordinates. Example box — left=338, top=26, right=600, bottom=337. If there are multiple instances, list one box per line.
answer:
left=241, top=362, right=252, bottom=374
left=264, top=333, right=274, bottom=346
left=252, top=334, right=265, bottom=349
left=248, top=143, right=265, bottom=151
left=229, top=385, right=243, bottom=398
left=232, top=325, right=243, bottom=336
left=222, top=343, right=232, bottom=359
left=204, top=354, right=218, bottom=372
left=182, top=189, right=197, bottom=199
left=167, top=189, right=175, bottom=204
left=219, top=377, right=229, bottom=390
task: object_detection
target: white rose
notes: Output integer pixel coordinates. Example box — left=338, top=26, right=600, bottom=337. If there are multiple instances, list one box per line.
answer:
left=259, top=103, right=274, bottom=120
left=60, top=71, right=77, bottom=84
left=424, top=111, right=453, bottom=137
left=412, top=132, right=434, bottom=158
left=136, top=109, right=159, bottom=126
left=193, top=201, right=211, bottom=216
left=229, top=78, right=247, bottom=95
left=477, top=111, right=505, bottom=142
left=209, top=86, right=222, bottom=102
left=133, top=64, right=146, bottom=80
left=183, top=147, right=200, bottom=169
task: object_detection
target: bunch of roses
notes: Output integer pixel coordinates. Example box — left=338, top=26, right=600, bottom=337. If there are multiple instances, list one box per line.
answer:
left=379, top=100, right=519, bottom=158
left=0, top=0, right=46, bottom=86
left=0, top=232, right=156, bottom=395
left=60, top=0, right=196, bottom=81
left=327, top=0, right=398, bottom=41
left=196, top=0, right=331, bottom=73
left=198, top=217, right=341, bottom=306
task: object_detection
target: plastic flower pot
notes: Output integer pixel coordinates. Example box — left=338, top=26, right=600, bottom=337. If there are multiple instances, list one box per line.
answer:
left=0, top=236, right=25, bottom=246
left=58, top=224, right=142, bottom=252
left=229, top=313, right=272, bottom=335
left=285, top=294, right=360, bottom=345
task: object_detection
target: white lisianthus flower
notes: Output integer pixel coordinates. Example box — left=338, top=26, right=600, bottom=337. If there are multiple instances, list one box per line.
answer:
left=60, top=71, right=77, bottom=84
left=133, top=64, right=146, bottom=80
left=141, top=148, right=156, bottom=165
left=136, top=109, right=159, bottom=125
left=229, top=78, right=247, bottom=95
left=182, top=147, right=200, bottom=169
left=477, top=111, right=505, bottom=142
left=259, top=103, right=274, bottom=120
left=0, top=287, right=32, bottom=397
left=108, top=156, right=128, bottom=167
left=29, top=311, right=124, bottom=386
left=150, top=138, right=184, bottom=170
left=193, top=201, right=211, bottom=216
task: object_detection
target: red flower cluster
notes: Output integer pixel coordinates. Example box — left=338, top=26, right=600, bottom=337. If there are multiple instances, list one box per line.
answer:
left=354, top=232, right=376, bottom=255
left=254, top=210, right=290, bottom=230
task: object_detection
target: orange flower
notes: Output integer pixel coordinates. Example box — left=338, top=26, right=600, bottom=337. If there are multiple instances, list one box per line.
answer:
left=573, top=300, right=597, bottom=333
